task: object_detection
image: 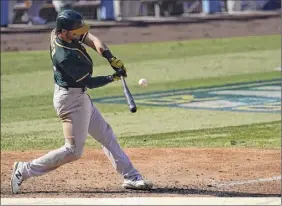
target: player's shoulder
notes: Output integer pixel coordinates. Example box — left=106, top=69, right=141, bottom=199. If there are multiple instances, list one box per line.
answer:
left=50, top=29, right=56, bottom=37
left=54, top=42, right=76, bottom=63
left=55, top=49, right=75, bottom=65
left=50, top=31, right=79, bottom=63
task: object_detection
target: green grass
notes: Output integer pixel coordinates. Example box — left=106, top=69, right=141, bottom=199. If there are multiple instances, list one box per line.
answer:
left=1, top=35, right=281, bottom=151
left=1, top=121, right=280, bottom=151
left=118, top=121, right=281, bottom=149
left=2, top=48, right=280, bottom=101
left=1, top=35, right=280, bottom=76
left=1, top=71, right=279, bottom=123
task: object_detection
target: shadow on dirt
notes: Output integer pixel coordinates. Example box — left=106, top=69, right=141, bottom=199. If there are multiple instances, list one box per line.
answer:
left=150, top=187, right=281, bottom=197
left=16, top=187, right=281, bottom=197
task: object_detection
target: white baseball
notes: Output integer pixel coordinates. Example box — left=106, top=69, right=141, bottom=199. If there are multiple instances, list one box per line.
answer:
left=138, top=78, right=148, bottom=87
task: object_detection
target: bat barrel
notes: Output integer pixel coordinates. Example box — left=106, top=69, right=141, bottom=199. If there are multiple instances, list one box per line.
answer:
left=121, top=76, right=137, bottom=113
left=130, top=105, right=137, bottom=113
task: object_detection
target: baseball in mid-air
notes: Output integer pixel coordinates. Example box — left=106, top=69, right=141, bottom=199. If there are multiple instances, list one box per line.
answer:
left=138, top=78, right=148, bottom=87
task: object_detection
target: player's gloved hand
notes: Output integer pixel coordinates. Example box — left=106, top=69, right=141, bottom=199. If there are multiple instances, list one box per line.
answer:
left=111, top=69, right=127, bottom=81
left=111, top=73, right=121, bottom=81
left=108, top=57, right=127, bottom=75
left=102, top=50, right=128, bottom=76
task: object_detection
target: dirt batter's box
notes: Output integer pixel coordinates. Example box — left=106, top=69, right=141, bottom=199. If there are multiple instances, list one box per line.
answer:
left=95, top=79, right=281, bottom=113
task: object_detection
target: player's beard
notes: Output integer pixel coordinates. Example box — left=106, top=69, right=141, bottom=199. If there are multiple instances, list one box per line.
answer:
left=67, top=32, right=81, bottom=44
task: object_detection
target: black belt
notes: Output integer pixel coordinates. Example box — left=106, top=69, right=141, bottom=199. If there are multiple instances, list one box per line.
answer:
left=56, top=85, right=86, bottom=92
left=65, top=87, right=86, bottom=92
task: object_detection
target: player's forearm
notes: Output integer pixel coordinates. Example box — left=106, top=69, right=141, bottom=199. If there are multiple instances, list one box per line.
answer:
left=80, top=75, right=114, bottom=89
left=84, top=33, right=111, bottom=56
left=83, top=32, right=126, bottom=74
left=93, top=38, right=110, bottom=56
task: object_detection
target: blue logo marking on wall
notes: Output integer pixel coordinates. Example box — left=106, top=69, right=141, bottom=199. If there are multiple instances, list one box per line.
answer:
left=94, top=79, right=281, bottom=113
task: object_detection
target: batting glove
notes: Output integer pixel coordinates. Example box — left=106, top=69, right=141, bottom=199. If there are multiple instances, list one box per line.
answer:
left=101, top=50, right=127, bottom=76
left=108, top=57, right=127, bottom=75
left=111, top=69, right=127, bottom=81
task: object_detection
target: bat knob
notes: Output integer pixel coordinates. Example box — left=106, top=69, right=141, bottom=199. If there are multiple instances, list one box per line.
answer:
left=130, top=106, right=137, bottom=113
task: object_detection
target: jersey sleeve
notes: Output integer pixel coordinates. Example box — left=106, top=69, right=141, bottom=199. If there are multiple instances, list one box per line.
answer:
left=59, top=57, right=90, bottom=82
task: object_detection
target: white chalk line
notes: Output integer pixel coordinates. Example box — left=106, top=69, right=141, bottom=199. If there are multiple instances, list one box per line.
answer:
left=1, top=197, right=281, bottom=205
left=213, top=176, right=281, bottom=188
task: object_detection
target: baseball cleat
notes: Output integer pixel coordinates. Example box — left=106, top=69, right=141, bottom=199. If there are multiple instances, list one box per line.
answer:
left=10, top=162, right=24, bottom=194
left=122, top=176, right=153, bottom=190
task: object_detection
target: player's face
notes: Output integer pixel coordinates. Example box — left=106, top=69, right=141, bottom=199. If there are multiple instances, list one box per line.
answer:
left=66, top=31, right=81, bottom=41
left=59, top=30, right=85, bottom=43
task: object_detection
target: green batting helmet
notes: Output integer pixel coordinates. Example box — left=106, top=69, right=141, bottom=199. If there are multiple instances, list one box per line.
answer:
left=56, top=9, right=89, bottom=35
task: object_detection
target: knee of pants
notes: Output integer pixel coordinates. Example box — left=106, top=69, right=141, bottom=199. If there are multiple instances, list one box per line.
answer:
left=64, top=144, right=83, bottom=161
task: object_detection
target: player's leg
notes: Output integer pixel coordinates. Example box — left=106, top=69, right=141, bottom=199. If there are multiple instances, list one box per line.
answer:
left=11, top=89, right=92, bottom=194
left=87, top=99, right=152, bottom=190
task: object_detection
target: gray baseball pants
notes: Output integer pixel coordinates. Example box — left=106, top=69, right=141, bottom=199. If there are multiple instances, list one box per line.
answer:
left=20, top=85, right=140, bottom=181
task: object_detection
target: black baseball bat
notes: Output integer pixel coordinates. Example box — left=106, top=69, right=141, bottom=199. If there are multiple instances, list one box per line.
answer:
left=121, top=76, right=137, bottom=113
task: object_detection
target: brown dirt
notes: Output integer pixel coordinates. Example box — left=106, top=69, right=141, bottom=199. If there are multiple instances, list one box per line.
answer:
left=1, top=148, right=281, bottom=197
left=1, top=16, right=280, bottom=52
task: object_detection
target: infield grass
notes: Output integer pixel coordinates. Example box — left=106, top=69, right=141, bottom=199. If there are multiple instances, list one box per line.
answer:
left=1, top=121, right=280, bottom=151
left=1, top=35, right=281, bottom=151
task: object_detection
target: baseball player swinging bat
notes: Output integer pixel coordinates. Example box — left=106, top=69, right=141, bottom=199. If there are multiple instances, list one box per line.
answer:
left=10, top=9, right=153, bottom=195
left=121, top=76, right=137, bottom=113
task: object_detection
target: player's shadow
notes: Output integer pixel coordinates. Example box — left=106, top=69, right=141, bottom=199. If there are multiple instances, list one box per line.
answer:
left=19, top=187, right=281, bottom=197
